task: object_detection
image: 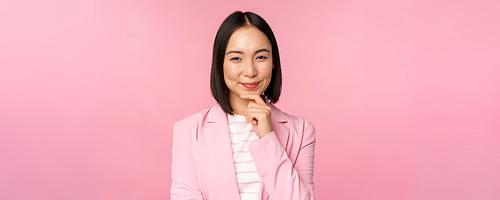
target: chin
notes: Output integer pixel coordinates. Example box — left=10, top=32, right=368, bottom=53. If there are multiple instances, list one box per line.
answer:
left=243, top=90, right=262, bottom=95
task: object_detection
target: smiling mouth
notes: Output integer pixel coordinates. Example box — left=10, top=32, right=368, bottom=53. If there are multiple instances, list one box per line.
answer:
left=241, top=82, right=260, bottom=89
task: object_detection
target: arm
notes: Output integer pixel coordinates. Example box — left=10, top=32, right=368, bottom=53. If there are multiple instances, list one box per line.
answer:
left=248, top=122, right=316, bottom=200
left=171, top=122, right=203, bottom=200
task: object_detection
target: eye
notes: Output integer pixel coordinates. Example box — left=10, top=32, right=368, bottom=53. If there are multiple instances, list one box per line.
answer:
left=256, top=55, right=268, bottom=60
left=230, top=57, right=242, bottom=61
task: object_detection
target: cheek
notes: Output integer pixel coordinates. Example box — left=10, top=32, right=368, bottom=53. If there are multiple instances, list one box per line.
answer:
left=259, top=62, right=273, bottom=79
left=223, top=63, right=238, bottom=82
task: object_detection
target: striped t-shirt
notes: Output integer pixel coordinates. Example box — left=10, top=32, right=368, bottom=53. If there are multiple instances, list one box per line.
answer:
left=227, top=113, right=261, bottom=200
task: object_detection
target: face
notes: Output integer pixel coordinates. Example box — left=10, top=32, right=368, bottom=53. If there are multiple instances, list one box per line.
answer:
left=223, top=26, right=273, bottom=102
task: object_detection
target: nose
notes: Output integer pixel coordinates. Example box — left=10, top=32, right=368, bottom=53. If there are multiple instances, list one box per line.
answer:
left=242, top=60, right=257, bottom=78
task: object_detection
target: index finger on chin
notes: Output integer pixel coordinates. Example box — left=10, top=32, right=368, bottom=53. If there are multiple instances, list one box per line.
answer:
left=240, top=94, right=266, bottom=105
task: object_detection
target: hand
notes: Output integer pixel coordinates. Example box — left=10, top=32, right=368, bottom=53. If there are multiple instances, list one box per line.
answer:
left=240, top=94, right=273, bottom=138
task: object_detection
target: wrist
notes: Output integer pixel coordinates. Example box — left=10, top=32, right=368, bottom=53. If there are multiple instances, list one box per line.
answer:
left=257, top=129, right=272, bottom=138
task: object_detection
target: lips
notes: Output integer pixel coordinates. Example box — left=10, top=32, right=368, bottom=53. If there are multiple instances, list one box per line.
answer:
left=241, top=82, right=260, bottom=89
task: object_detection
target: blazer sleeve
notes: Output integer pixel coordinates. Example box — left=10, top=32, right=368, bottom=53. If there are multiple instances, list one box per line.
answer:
left=248, top=122, right=316, bottom=200
left=170, top=122, right=203, bottom=200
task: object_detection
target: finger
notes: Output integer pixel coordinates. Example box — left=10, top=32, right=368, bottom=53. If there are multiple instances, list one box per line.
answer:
left=246, top=109, right=268, bottom=122
left=245, top=112, right=258, bottom=125
left=245, top=101, right=268, bottom=116
left=240, top=94, right=266, bottom=105
left=241, top=94, right=264, bottom=104
left=246, top=105, right=271, bottom=118
left=246, top=102, right=270, bottom=110
left=246, top=102, right=271, bottom=114
left=245, top=108, right=262, bottom=123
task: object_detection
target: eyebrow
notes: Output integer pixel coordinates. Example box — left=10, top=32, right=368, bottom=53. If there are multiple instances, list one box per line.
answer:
left=225, top=48, right=270, bottom=55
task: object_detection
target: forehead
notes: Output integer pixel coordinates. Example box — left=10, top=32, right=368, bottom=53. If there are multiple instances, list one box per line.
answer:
left=226, top=26, right=271, bottom=52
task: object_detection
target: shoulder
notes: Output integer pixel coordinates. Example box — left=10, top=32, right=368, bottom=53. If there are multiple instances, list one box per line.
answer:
left=285, top=111, right=314, bottom=126
left=175, top=104, right=219, bottom=128
left=270, top=104, right=315, bottom=134
left=173, top=104, right=222, bottom=142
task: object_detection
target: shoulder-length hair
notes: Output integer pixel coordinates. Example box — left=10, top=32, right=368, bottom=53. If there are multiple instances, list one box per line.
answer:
left=210, top=11, right=282, bottom=114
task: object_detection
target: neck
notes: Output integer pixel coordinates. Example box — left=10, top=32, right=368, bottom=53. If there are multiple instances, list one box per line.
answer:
left=229, top=94, right=249, bottom=115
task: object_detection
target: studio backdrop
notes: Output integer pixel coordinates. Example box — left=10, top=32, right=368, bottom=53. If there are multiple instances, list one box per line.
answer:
left=1, top=0, right=499, bottom=199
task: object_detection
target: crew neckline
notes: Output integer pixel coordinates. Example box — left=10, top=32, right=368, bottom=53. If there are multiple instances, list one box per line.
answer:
left=230, top=113, right=246, bottom=118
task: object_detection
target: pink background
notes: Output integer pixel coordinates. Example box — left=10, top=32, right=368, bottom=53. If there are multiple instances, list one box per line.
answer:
left=1, top=0, right=499, bottom=199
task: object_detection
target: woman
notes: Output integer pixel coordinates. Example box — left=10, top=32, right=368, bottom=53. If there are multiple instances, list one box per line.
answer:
left=171, top=11, right=316, bottom=200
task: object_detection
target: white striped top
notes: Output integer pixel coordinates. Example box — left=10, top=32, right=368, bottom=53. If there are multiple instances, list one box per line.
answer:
left=227, top=113, right=261, bottom=200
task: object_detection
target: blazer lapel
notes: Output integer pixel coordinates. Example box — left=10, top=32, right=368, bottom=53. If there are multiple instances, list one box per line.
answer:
left=203, top=104, right=241, bottom=200
left=261, top=103, right=290, bottom=199
left=268, top=103, right=290, bottom=148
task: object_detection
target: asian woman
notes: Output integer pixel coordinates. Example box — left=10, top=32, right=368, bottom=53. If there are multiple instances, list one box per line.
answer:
left=171, top=11, right=316, bottom=200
